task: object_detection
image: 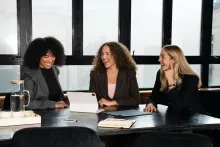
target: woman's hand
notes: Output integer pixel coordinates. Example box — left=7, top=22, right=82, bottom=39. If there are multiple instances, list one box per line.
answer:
left=144, top=103, right=157, bottom=112
left=55, top=101, right=68, bottom=109
left=164, top=61, right=175, bottom=84
left=99, top=98, right=118, bottom=107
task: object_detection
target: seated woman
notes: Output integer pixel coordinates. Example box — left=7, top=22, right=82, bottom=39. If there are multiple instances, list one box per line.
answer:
left=23, top=37, right=68, bottom=109
left=145, top=45, right=204, bottom=114
left=89, top=41, right=140, bottom=107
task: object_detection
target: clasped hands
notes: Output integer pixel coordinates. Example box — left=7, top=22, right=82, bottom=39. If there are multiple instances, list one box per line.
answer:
left=98, top=98, right=118, bottom=107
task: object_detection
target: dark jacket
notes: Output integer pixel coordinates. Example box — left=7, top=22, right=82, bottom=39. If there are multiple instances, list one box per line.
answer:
left=22, top=66, right=64, bottom=109
left=89, top=69, right=140, bottom=106
left=147, top=70, right=204, bottom=114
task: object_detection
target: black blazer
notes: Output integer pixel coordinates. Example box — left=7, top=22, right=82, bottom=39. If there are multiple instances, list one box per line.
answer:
left=89, top=69, right=140, bottom=106
left=147, top=70, right=204, bottom=114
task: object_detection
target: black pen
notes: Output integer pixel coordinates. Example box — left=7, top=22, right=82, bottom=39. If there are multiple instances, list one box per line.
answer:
left=64, top=119, right=77, bottom=122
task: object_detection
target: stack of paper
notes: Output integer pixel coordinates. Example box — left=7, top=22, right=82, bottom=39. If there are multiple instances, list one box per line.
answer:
left=0, top=111, right=41, bottom=126
left=98, top=118, right=136, bottom=129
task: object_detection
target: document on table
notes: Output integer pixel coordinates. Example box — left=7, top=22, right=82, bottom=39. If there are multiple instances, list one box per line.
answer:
left=98, top=118, right=136, bottom=128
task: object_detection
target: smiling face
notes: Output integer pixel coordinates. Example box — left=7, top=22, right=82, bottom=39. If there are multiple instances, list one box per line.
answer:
left=39, top=51, right=56, bottom=69
left=158, top=49, right=174, bottom=71
left=101, top=45, right=116, bottom=69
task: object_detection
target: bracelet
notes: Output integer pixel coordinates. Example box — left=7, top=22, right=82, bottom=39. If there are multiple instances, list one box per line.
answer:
left=168, top=84, right=175, bottom=87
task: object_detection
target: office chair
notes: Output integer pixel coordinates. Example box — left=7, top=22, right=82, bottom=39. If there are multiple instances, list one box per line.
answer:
left=11, top=126, right=105, bottom=147
left=133, top=132, right=213, bottom=147
left=0, top=139, right=11, bottom=147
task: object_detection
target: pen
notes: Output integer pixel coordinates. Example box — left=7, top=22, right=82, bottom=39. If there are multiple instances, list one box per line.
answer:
left=64, top=119, right=77, bottom=122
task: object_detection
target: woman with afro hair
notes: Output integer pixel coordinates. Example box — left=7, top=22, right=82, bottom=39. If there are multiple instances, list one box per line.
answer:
left=23, top=37, right=68, bottom=110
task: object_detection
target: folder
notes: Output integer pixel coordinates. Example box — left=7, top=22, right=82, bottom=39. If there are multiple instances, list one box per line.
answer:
left=102, top=109, right=152, bottom=117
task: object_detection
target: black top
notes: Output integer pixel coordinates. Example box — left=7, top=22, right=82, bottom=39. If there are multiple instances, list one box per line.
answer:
left=147, top=70, right=205, bottom=114
left=89, top=70, right=140, bottom=106
left=41, top=68, right=60, bottom=102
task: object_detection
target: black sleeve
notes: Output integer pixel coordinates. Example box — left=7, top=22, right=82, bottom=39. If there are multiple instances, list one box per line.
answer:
left=89, top=71, right=101, bottom=101
left=116, top=71, right=140, bottom=106
left=89, top=71, right=95, bottom=92
left=166, top=75, right=199, bottom=112
left=147, top=70, right=162, bottom=107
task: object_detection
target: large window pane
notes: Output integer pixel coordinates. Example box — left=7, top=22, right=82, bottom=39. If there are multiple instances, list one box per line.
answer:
left=0, top=0, right=17, bottom=54
left=83, top=0, right=118, bottom=55
left=172, top=0, right=202, bottom=55
left=191, top=65, right=201, bottom=78
left=32, top=0, right=72, bottom=55
left=0, top=66, right=20, bottom=93
left=137, top=64, right=201, bottom=88
left=136, top=65, right=160, bottom=88
left=58, top=64, right=201, bottom=90
left=209, top=64, right=220, bottom=86
left=130, top=0, right=163, bottom=55
left=58, top=65, right=92, bottom=91
left=212, top=1, right=220, bottom=55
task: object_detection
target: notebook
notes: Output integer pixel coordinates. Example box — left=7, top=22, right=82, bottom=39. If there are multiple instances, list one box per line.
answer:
left=67, top=92, right=103, bottom=113
left=102, top=109, right=152, bottom=117
left=98, top=118, right=136, bottom=128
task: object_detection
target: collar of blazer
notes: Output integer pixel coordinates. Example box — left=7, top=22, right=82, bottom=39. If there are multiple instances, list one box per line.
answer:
left=100, top=69, right=125, bottom=99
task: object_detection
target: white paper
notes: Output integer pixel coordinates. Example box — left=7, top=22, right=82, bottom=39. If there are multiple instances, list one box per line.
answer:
left=67, top=92, right=102, bottom=113
left=0, top=114, right=41, bottom=126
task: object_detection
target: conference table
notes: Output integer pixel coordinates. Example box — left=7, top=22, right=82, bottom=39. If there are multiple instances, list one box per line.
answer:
left=1, top=104, right=220, bottom=141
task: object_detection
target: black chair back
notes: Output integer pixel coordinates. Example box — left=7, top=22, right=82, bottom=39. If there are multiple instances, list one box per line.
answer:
left=11, top=126, right=105, bottom=147
left=199, top=91, right=220, bottom=118
left=133, top=132, right=212, bottom=147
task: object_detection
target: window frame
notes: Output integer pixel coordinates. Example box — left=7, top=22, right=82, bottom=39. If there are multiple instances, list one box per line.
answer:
left=0, top=0, right=219, bottom=90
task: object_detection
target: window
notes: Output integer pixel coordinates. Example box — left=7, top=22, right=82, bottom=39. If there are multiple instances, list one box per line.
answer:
left=0, top=0, right=17, bottom=54
left=83, top=0, right=118, bottom=55
left=212, top=1, right=220, bottom=55
left=172, top=0, right=202, bottom=55
left=209, top=64, right=220, bottom=86
left=0, top=66, right=20, bottom=93
left=58, top=65, right=93, bottom=91
left=136, top=65, right=160, bottom=88
left=191, top=65, right=201, bottom=78
left=32, top=0, right=72, bottom=55
left=130, top=0, right=163, bottom=55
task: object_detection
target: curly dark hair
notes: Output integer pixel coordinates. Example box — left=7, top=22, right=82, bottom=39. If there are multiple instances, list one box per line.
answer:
left=23, top=37, right=66, bottom=69
left=92, top=41, right=137, bottom=73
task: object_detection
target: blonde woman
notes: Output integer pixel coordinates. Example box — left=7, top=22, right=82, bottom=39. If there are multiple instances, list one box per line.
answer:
left=145, top=45, right=204, bottom=114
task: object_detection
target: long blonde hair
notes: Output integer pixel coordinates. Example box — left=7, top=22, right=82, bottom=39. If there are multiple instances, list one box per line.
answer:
left=160, top=45, right=202, bottom=92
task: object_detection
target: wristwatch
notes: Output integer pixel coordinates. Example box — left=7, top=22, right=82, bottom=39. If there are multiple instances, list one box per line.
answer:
left=168, top=84, right=175, bottom=87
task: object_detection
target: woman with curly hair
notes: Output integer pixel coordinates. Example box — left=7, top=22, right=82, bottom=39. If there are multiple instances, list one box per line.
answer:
left=22, top=37, right=68, bottom=109
left=89, top=41, right=140, bottom=106
left=145, top=45, right=204, bottom=114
